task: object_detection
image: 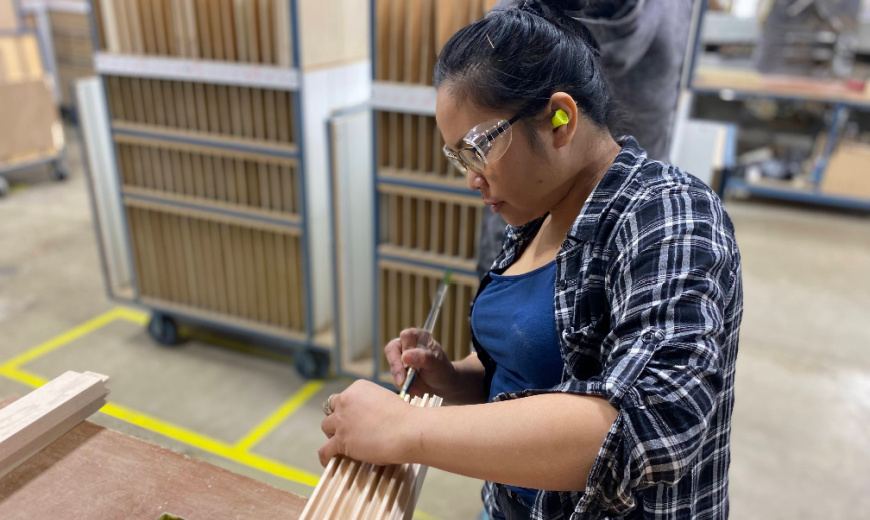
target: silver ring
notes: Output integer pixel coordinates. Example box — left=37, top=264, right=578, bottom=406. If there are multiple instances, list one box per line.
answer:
left=392, top=337, right=401, bottom=344
left=323, top=393, right=339, bottom=416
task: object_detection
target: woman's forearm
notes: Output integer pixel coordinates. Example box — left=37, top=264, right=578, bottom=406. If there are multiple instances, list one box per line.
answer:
left=444, top=353, right=488, bottom=405
left=401, top=393, right=619, bottom=491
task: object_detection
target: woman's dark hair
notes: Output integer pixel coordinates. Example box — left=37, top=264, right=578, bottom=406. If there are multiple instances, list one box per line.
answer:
left=433, top=0, right=620, bottom=144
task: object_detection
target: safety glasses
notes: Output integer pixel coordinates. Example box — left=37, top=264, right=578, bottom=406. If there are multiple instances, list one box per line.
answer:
left=442, top=113, right=522, bottom=174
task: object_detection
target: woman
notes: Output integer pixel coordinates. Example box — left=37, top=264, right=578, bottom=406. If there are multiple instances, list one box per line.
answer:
left=319, top=2, right=742, bottom=518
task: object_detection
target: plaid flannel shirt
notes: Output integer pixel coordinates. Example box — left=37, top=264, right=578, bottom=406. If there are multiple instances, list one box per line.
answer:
left=472, top=137, right=742, bottom=519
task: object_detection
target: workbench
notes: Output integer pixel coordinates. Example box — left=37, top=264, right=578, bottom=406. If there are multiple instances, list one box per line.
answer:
left=0, top=399, right=307, bottom=520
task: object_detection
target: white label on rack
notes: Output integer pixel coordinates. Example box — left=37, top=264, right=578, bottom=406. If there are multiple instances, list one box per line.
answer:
left=372, top=82, right=438, bottom=116
left=95, top=53, right=300, bottom=91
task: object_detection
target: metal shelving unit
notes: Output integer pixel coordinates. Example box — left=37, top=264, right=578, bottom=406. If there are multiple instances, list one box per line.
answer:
left=81, top=0, right=371, bottom=378
left=686, top=0, right=870, bottom=212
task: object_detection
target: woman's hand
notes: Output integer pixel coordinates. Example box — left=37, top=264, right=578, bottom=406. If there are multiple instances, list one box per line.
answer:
left=384, top=328, right=458, bottom=398
left=318, top=380, right=417, bottom=467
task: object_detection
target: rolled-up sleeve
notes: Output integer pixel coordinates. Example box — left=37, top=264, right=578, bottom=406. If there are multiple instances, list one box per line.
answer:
left=571, top=187, right=736, bottom=515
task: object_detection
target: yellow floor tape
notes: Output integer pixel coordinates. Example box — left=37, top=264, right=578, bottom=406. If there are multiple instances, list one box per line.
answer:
left=0, top=307, right=446, bottom=520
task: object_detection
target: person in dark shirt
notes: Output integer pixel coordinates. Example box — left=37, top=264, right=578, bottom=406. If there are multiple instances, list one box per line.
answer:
left=479, top=0, right=693, bottom=278
left=319, top=2, right=741, bottom=518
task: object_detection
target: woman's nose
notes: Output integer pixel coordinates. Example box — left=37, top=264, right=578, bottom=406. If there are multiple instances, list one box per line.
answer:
left=467, top=170, right=487, bottom=191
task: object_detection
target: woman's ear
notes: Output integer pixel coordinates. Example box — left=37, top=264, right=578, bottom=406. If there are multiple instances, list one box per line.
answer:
left=548, top=92, right=579, bottom=149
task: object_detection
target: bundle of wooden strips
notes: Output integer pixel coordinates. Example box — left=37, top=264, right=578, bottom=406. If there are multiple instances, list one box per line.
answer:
left=300, top=393, right=443, bottom=520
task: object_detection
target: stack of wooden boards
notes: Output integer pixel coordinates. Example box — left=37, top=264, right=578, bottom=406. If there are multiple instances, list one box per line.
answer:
left=97, top=0, right=293, bottom=66
left=94, top=0, right=308, bottom=341
left=374, top=0, right=498, bottom=85
left=373, top=0, right=497, bottom=383
left=0, top=32, right=62, bottom=165
left=0, top=371, right=109, bottom=479
left=300, top=393, right=444, bottom=520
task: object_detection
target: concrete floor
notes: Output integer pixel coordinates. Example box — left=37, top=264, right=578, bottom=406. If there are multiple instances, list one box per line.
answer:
left=1, top=127, right=869, bottom=519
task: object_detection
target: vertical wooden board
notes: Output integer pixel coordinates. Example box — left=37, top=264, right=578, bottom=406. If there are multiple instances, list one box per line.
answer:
left=375, top=0, right=390, bottom=80
left=275, top=91, right=290, bottom=143
left=245, top=161, right=260, bottom=207
left=251, top=89, right=266, bottom=140
left=148, top=211, right=169, bottom=300
left=209, top=221, right=229, bottom=314
left=269, top=164, right=282, bottom=211
left=128, top=79, right=146, bottom=122
left=127, top=0, right=146, bottom=54
left=418, top=117, right=430, bottom=173
left=171, top=215, right=191, bottom=304
left=420, top=0, right=435, bottom=84
left=434, top=0, right=455, bottom=53
left=152, top=79, right=168, bottom=125
left=403, top=114, right=415, bottom=170
left=433, top=122, right=447, bottom=177
left=117, top=144, right=133, bottom=185
left=202, top=155, right=217, bottom=200
left=386, top=269, right=399, bottom=354
left=129, top=145, right=147, bottom=188
left=182, top=0, right=200, bottom=57
left=220, top=0, right=236, bottom=60
left=140, top=0, right=158, bottom=54
left=195, top=0, right=213, bottom=59
left=98, top=0, right=119, bottom=53
left=107, top=76, right=125, bottom=120
left=377, top=111, right=389, bottom=169
left=458, top=204, right=469, bottom=259
left=183, top=81, right=198, bottom=131
left=205, top=84, right=221, bottom=133
left=179, top=215, right=201, bottom=307
left=442, top=202, right=454, bottom=256
left=193, top=82, right=210, bottom=131
left=213, top=156, right=228, bottom=202
left=258, top=0, right=273, bottom=65
left=142, top=209, right=163, bottom=298
left=150, top=148, right=165, bottom=191
left=180, top=150, right=196, bottom=196
left=165, top=0, right=183, bottom=56
left=263, top=231, right=279, bottom=326
left=274, top=0, right=292, bottom=67
left=222, top=157, right=237, bottom=203
left=386, top=112, right=402, bottom=168
left=240, top=88, right=255, bottom=138
left=158, top=213, right=180, bottom=302
left=245, top=0, right=260, bottom=63
left=220, top=223, right=239, bottom=316
left=113, top=0, right=132, bottom=53
left=140, top=80, right=157, bottom=124
left=170, top=150, right=185, bottom=195
left=172, top=81, right=189, bottom=128
left=274, top=232, right=291, bottom=329
left=257, top=162, right=271, bottom=210
left=234, top=158, right=248, bottom=205
left=388, top=0, right=406, bottom=82
left=471, top=206, right=483, bottom=262
left=127, top=208, right=147, bottom=296
left=287, top=93, right=297, bottom=144
left=151, top=0, right=170, bottom=55
left=159, top=80, right=178, bottom=128
left=216, top=86, right=233, bottom=134
left=280, top=165, right=295, bottom=214
left=400, top=271, right=412, bottom=331
left=159, top=150, right=175, bottom=192
left=228, top=86, right=244, bottom=136
left=233, top=0, right=248, bottom=62
left=418, top=199, right=430, bottom=252
left=264, top=90, right=278, bottom=142
left=185, top=218, right=204, bottom=308
left=201, top=218, right=221, bottom=311
left=285, top=233, right=303, bottom=331
left=191, top=152, right=206, bottom=198
left=405, top=0, right=425, bottom=84
left=414, top=274, right=425, bottom=327
left=230, top=225, right=250, bottom=319
left=209, top=0, right=225, bottom=60
left=388, top=194, right=400, bottom=246
left=240, top=228, right=258, bottom=320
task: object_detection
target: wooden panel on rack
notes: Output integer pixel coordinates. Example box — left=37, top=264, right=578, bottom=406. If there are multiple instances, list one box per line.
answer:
left=125, top=200, right=306, bottom=335
left=377, top=260, right=477, bottom=381
left=377, top=183, right=480, bottom=263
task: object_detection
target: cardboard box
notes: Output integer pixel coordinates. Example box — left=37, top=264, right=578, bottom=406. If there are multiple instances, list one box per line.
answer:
left=0, top=79, right=58, bottom=162
left=821, top=141, right=870, bottom=200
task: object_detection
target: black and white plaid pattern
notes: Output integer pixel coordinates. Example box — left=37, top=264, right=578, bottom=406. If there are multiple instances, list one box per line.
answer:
left=472, top=137, right=743, bottom=519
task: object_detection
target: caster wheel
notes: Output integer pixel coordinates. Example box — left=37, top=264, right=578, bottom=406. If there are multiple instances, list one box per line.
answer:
left=147, top=313, right=181, bottom=346
left=294, top=350, right=329, bottom=379
left=0, top=177, right=8, bottom=198
left=51, top=165, right=68, bottom=181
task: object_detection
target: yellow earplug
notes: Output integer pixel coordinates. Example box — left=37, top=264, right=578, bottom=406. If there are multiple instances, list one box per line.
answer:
left=551, top=109, right=569, bottom=129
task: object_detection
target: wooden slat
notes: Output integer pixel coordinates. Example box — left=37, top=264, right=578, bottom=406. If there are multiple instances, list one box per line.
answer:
left=0, top=371, right=109, bottom=479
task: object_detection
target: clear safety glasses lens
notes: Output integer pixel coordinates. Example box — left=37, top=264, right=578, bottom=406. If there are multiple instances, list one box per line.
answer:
left=458, top=119, right=513, bottom=173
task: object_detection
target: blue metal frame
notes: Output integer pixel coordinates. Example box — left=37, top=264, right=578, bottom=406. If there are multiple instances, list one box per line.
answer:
left=376, top=176, right=477, bottom=197
left=726, top=177, right=870, bottom=212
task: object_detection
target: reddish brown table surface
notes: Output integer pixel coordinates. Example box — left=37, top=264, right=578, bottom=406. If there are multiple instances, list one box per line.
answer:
left=0, top=400, right=307, bottom=519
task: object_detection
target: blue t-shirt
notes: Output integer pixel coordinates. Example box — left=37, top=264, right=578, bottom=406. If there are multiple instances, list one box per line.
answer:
left=470, top=259, right=564, bottom=507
